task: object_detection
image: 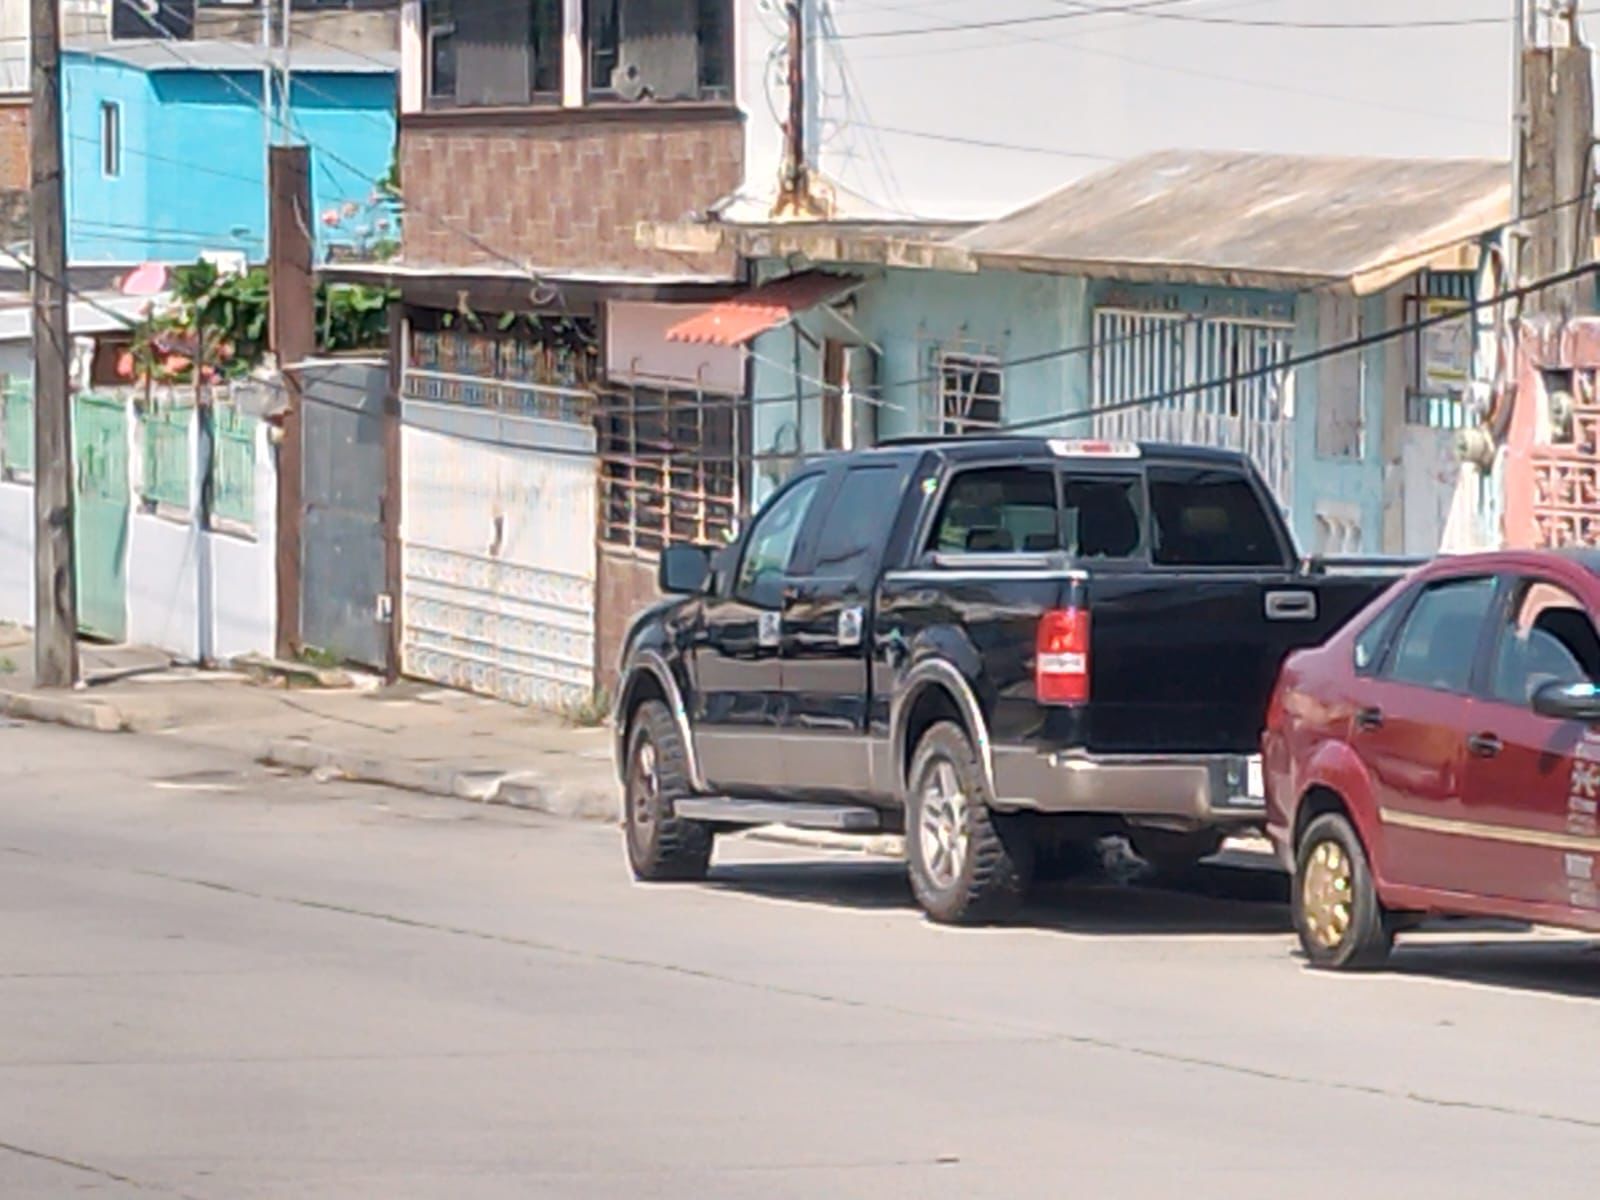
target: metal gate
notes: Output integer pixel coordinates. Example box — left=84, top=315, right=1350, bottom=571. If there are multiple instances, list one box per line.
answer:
left=1092, top=309, right=1295, bottom=508
left=400, top=378, right=597, bottom=709
left=300, top=361, right=390, bottom=670
left=73, top=392, right=128, bottom=641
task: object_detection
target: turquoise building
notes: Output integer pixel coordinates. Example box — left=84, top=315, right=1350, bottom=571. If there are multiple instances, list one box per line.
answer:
left=62, top=41, right=397, bottom=266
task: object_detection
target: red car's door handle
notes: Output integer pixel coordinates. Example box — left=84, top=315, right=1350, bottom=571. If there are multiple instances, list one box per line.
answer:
left=1467, top=732, right=1503, bottom=758
left=1355, top=706, right=1384, bottom=731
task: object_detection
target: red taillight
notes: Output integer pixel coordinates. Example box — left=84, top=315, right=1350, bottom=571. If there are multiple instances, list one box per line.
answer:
left=1037, top=607, right=1090, bottom=705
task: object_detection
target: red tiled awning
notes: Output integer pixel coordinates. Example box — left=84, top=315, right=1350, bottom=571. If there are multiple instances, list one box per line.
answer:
left=665, top=271, right=862, bottom=346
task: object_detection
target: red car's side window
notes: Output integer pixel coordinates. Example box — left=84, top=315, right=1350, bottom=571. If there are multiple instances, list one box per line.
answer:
left=1382, top=576, right=1497, bottom=694
left=1486, top=580, right=1600, bottom=705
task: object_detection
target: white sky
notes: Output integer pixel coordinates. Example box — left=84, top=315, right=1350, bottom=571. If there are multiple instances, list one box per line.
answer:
left=737, top=0, right=1598, bottom=221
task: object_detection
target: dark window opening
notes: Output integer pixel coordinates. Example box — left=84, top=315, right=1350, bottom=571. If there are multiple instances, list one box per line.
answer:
left=929, top=467, right=1056, bottom=555
left=1148, top=467, right=1282, bottom=568
left=600, top=385, right=738, bottom=556
left=424, top=0, right=562, bottom=108
left=809, top=465, right=904, bottom=587
left=937, top=350, right=1002, bottom=436
left=585, top=0, right=733, bottom=102
left=1489, top=579, right=1600, bottom=705
left=1385, top=576, right=1496, bottom=694
left=100, top=102, right=121, bottom=178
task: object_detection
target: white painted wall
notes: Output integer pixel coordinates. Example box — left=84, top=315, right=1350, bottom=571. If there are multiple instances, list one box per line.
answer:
left=0, top=479, right=33, bottom=626
left=127, top=407, right=277, bottom=662
left=605, top=302, right=744, bottom=392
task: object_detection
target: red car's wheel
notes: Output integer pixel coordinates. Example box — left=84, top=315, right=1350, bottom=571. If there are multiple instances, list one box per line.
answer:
left=1293, top=812, right=1392, bottom=970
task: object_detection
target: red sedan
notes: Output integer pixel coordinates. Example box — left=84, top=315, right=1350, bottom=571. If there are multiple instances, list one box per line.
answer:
left=1263, top=550, right=1600, bottom=969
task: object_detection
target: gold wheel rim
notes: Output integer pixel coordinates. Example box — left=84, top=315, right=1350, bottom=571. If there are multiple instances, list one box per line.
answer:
left=1301, top=840, right=1354, bottom=949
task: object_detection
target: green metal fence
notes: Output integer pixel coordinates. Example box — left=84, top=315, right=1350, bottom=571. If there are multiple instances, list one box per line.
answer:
left=211, top=406, right=256, bottom=530
left=1, top=379, right=32, bottom=477
left=140, top=404, right=191, bottom=511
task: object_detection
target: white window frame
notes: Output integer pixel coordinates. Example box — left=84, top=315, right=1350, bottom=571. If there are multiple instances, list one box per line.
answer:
left=935, top=349, right=1004, bottom=436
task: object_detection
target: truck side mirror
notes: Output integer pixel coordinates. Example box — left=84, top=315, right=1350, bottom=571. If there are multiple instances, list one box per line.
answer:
left=1531, top=680, right=1600, bottom=723
left=659, top=544, right=712, bottom=596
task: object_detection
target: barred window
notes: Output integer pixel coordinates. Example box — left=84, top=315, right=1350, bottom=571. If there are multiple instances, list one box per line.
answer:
left=937, top=350, right=1003, bottom=435
left=600, top=386, right=738, bottom=554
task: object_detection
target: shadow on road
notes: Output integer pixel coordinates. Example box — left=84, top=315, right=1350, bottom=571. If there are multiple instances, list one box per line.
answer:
left=1383, top=936, right=1600, bottom=1000
left=706, top=853, right=1293, bottom=937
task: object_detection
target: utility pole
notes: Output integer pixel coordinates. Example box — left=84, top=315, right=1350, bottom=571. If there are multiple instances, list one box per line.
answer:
left=269, top=145, right=314, bottom=659
left=773, top=0, right=826, bottom=219
left=30, top=0, right=76, bottom=687
left=1518, top=0, right=1595, bottom=316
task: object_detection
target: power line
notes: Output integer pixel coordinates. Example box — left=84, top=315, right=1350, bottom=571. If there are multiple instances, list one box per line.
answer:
left=833, top=1, right=1506, bottom=40
left=847, top=122, right=1118, bottom=160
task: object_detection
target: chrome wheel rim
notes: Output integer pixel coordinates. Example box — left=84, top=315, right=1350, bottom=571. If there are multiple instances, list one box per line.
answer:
left=628, top=737, right=658, bottom=854
left=918, top=760, right=970, bottom=890
left=1302, top=840, right=1354, bottom=950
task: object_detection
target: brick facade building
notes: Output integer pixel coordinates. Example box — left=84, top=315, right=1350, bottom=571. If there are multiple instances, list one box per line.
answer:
left=369, top=0, right=753, bottom=709
left=0, top=100, right=28, bottom=194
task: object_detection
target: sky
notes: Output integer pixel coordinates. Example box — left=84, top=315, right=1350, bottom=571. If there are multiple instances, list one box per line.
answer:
left=736, top=0, right=1597, bottom=221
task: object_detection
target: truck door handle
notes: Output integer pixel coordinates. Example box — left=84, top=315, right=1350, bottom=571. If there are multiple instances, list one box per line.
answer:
left=1355, top=706, right=1384, bottom=731
left=1467, top=732, right=1503, bottom=758
left=1265, top=589, right=1318, bottom=621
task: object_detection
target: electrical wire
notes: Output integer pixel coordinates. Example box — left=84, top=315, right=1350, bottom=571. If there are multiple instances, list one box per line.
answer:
left=832, top=2, right=1507, bottom=40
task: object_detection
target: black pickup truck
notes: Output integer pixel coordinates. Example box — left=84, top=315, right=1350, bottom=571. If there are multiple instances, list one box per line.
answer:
left=613, top=437, right=1406, bottom=923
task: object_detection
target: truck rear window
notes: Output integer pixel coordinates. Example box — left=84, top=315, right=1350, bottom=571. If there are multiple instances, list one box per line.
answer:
left=1147, top=467, right=1283, bottom=567
left=928, top=466, right=1144, bottom=559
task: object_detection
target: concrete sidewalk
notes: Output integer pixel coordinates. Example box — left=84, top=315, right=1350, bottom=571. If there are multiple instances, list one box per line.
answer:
left=0, top=626, right=619, bottom=821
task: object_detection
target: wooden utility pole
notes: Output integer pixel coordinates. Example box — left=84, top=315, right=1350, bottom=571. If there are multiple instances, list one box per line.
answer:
left=30, top=0, right=76, bottom=687
left=1517, top=0, right=1595, bottom=315
left=773, top=0, right=825, bottom=219
left=269, top=144, right=314, bottom=659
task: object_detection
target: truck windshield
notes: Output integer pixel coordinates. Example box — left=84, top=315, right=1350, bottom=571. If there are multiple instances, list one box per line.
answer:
left=1147, top=467, right=1284, bottom=567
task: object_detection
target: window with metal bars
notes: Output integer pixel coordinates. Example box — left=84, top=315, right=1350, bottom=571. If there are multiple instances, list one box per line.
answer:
left=935, top=350, right=1003, bottom=435
left=598, top=386, right=738, bottom=554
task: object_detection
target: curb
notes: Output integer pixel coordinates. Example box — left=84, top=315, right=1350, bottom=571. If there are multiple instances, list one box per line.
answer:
left=259, top=739, right=620, bottom=822
left=0, top=688, right=127, bottom=733
left=744, top=827, right=906, bottom=859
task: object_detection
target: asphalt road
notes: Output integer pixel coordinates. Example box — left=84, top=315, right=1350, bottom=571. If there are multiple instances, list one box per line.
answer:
left=3, top=721, right=1600, bottom=1199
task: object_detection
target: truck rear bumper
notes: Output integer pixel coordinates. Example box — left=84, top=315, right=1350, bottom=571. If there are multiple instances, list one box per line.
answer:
left=991, top=748, right=1266, bottom=828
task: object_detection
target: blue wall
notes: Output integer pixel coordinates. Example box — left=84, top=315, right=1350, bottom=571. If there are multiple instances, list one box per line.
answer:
left=748, top=259, right=1396, bottom=553
left=63, top=53, right=396, bottom=264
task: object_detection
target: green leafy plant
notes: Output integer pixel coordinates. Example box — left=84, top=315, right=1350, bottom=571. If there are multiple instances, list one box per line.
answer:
left=317, top=283, right=396, bottom=353
left=559, top=687, right=612, bottom=728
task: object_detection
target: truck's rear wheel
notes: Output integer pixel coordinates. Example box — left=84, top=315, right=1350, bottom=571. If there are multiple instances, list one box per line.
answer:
left=624, top=700, right=713, bottom=882
left=907, top=721, right=1034, bottom=924
left=1293, top=813, right=1392, bottom=970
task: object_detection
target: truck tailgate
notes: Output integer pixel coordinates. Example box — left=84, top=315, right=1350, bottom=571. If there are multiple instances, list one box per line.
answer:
left=1082, top=571, right=1380, bottom=754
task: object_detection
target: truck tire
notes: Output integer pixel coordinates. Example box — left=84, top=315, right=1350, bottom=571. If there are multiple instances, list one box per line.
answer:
left=907, top=721, right=1034, bottom=924
left=623, top=700, right=713, bottom=882
left=1129, top=828, right=1225, bottom=876
left=1292, top=812, right=1392, bottom=970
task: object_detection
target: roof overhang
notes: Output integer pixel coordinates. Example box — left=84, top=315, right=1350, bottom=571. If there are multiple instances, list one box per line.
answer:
left=639, top=220, right=977, bottom=273
left=665, top=271, right=865, bottom=346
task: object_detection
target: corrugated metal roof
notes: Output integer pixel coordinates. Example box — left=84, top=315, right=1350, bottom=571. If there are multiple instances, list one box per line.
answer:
left=665, top=271, right=863, bottom=346
left=958, top=150, right=1511, bottom=295
left=67, top=39, right=397, bottom=75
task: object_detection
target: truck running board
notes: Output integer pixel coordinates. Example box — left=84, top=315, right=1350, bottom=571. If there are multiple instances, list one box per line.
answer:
left=672, top=797, right=883, bottom=832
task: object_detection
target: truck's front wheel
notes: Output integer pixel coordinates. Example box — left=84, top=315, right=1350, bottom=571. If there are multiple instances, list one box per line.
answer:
left=907, top=722, right=1034, bottom=924
left=623, top=700, right=713, bottom=882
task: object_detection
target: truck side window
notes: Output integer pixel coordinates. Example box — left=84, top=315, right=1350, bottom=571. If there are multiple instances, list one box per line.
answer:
left=1384, top=576, right=1496, bottom=693
left=929, top=467, right=1056, bottom=554
left=734, top=474, right=823, bottom=608
left=1148, top=467, right=1283, bottom=568
left=809, top=464, right=905, bottom=586
left=1488, top=579, right=1600, bottom=705
left=1062, top=474, right=1144, bottom=560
